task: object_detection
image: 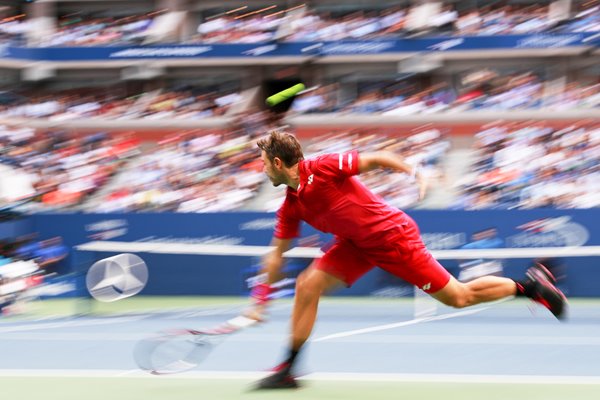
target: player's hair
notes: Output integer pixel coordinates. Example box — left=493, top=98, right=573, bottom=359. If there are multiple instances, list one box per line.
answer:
left=257, top=130, right=304, bottom=167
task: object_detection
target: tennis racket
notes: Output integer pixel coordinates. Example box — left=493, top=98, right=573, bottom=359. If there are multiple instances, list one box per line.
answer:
left=133, top=314, right=258, bottom=375
left=133, top=276, right=296, bottom=375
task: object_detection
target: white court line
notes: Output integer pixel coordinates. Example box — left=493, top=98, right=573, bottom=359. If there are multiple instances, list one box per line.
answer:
left=313, top=307, right=488, bottom=342
left=111, top=303, right=248, bottom=318
left=0, top=332, right=146, bottom=341
left=1, top=369, right=600, bottom=385
left=0, top=315, right=145, bottom=333
left=2, top=332, right=599, bottom=346
left=305, top=372, right=600, bottom=385
left=101, top=299, right=291, bottom=320
left=115, top=369, right=142, bottom=377
left=0, top=302, right=292, bottom=335
left=306, top=334, right=600, bottom=345
left=313, top=298, right=516, bottom=342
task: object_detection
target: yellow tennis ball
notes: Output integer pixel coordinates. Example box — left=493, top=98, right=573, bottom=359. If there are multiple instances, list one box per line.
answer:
left=266, top=83, right=306, bottom=106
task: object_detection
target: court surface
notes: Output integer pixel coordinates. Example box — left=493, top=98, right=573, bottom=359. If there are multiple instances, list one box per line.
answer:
left=1, top=297, right=599, bottom=400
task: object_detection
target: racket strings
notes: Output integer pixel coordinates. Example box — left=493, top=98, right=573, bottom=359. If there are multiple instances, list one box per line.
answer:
left=133, top=333, right=211, bottom=374
left=133, top=287, right=276, bottom=375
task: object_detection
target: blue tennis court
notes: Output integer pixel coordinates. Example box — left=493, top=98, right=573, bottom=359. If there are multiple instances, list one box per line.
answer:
left=0, top=297, right=599, bottom=399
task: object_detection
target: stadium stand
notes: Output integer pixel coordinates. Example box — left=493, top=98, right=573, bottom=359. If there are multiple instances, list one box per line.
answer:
left=90, top=131, right=263, bottom=212
left=454, top=122, right=600, bottom=209
left=41, top=12, right=162, bottom=47
left=17, top=2, right=597, bottom=46
left=0, top=85, right=240, bottom=121
left=0, top=0, right=597, bottom=213
left=290, top=74, right=599, bottom=115
left=0, top=125, right=140, bottom=209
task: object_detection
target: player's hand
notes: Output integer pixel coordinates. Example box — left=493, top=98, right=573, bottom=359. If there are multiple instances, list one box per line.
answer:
left=245, top=282, right=274, bottom=322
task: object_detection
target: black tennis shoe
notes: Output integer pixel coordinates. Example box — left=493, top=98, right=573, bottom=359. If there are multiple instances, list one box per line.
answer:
left=254, top=362, right=299, bottom=390
left=532, top=262, right=557, bottom=284
left=526, top=263, right=568, bottom=320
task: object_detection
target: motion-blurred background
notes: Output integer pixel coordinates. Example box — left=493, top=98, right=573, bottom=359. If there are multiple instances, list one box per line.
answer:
left=0, top=1, right=599, bottom=398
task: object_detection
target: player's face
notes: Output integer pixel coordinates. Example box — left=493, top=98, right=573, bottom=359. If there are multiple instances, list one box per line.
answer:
left=261, top=150, right=285, bottom=187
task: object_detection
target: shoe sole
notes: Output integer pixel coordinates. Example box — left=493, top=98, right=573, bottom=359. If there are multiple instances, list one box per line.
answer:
left=253, top=381, right=300, bottom=390
left=529, top=269, right=568, bottom=320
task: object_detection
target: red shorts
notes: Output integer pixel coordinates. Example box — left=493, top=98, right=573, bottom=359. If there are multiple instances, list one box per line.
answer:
left=316, top=214, right=451, bottom=293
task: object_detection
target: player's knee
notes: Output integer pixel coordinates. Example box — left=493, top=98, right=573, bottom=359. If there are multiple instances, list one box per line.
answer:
left=296, top=274, right=317, bottom=297
left=295, top=273, right=323, bottom=300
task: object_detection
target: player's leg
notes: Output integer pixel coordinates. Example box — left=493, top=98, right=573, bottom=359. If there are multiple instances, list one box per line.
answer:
left=431, top=262, right=567, bottom=319
left=379, top=215, right=567, bottom=319
left=290, top=267, right=343, bottom=352
left=255, top=264, right=343, bottom=389
left=255, top=240, right=372, bottom=389
left=430, top=274, right=516, bottom=308
left=395, top=246, right=567, bottom=318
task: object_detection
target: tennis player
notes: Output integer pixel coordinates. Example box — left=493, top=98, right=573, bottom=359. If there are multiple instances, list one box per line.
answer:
left=250, top=130, right=567, bottom=389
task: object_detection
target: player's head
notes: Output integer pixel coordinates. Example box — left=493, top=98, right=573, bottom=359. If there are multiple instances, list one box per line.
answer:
left=257, top=130, right=304, bottom=187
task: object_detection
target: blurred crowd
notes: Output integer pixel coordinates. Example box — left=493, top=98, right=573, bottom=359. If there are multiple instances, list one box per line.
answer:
left=0, top=126, right=139, bottom=208
left=0, top=1, right=598, bottom=47
left=291, top=74, right=600, bottom=115
left=0, top=233, right=68, bottom=315
left=455, top=122, right=600, bottom=209
left=564, top=2, right=600, bottom=32
left=95, top=130, right=264, bottom=213
left=3, top=73, right=598, bottom=123
left=2, top=119, right=599, bottom=212
left=193, top=2, right=600, bottom=43
left=39, top=12, right=161, bottom=47
left=0, top=86, right=240, bottom=121
left=0, top=13, right=26, bottom=45
left=2, top=233, right=67, bottom=273
left=0, top=110, right=281, bottom=213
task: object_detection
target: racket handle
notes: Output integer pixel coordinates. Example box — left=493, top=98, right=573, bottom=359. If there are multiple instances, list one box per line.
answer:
left=227, top=315, right=258, bottom=329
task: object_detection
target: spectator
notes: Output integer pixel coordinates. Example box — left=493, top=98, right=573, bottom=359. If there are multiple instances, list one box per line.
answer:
left=456, top=123, right=600, bottom=209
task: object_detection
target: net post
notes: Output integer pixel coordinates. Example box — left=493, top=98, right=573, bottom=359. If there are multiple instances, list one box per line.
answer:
left=413, top=286, right=437, bottom=318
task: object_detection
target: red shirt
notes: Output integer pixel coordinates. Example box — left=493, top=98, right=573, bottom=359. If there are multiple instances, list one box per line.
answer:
left=274, top=151, right=406, bottom=248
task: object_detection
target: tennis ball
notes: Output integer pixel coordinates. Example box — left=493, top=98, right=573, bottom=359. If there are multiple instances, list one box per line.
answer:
left=266, top=83, right=306, bottom=106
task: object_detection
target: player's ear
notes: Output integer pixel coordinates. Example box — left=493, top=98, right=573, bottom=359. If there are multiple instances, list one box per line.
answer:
left=273, top=157, right=283, bottom=169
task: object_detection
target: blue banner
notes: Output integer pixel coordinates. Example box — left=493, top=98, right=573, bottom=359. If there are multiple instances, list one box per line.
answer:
left=317, top=33, right=595, bottom=55
left=31, top=210, right=599, bottom=249
left=29, top=210, right=600, bottom=297
left=1, top=33, right=596, bottom=61
left=0, top=218, right=33, bottom=241
left=2, top=43, right=311, bottom=61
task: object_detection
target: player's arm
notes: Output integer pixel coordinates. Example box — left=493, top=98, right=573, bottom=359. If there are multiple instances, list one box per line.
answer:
left=358, top=151, right=428, bottom=200
left=246, top=190, right=299, bottom=321
left=246, top=237, right=293, bottom=321
left=263, top=237, right=294, bottom=284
